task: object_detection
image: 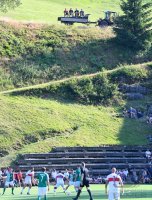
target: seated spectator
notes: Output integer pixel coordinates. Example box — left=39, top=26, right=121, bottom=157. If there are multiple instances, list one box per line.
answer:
left=69, top=8, right=74, bottom=17
left=131, top=168, right=138, bottom=183
left=75, top=8, right=79, bottom=17
left=64, top=8, right=69, bottom=17
left=137, top=110, right=143, bottom=118
left=141, top=170, right=151, bottom=183
left=145, top=149, right=151, bottom=162
left=147, top=113, right=152, bottom=124
left=123, top=108, right=129, bottom=117
left=129, top=107, right=137, bottom=118
left=80, top=9, right=85, bottom=17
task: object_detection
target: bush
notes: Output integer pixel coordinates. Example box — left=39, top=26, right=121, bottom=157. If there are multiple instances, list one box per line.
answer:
left=12, top=73, right=117, bottom=105
left=109, top=65, right=149, bottom=84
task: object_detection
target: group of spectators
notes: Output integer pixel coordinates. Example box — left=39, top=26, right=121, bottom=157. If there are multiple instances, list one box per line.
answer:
left=64, top=8, right=85, bottom=17
left=123, top=107, right=144, bottom=119
left=122, top=106, right=152, bottom=125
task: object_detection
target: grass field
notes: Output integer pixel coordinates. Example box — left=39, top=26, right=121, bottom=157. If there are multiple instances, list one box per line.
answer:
left=0, top=0, right=121, bottom=23
left=0, top=185, right=152, bottom=200
left=0, top=0, right=150, bottom=23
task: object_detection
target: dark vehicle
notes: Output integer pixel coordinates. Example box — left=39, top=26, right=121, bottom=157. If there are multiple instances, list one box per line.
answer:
left=98, top=11, right=118, bottom=27
left=58, top=10, right=117, bottom=27
left=58, top=14, right=91, bottom=25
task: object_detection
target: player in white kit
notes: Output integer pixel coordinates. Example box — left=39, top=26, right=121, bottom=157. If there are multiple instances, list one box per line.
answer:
left=105, top=168, right=124, bottom=200
left=54, top=171, right=66, bottom=194
left=21, top=168, right=35, bottom=195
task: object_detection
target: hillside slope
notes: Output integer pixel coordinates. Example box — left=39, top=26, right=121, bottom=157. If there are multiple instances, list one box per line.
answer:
left=0, top=94, right=151, bottom=166
left=0, top=22, right=151, bottom=91
left=0, top=63, right=152, bottom=166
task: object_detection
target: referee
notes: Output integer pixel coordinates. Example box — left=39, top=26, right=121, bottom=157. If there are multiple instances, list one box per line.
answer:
left=73, top=162, right=93, bottom=200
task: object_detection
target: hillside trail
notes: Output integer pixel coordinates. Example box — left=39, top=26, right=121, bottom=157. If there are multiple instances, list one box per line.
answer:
left=0, top=61, right=151, bottom=95
left=0, top=71, right=101, bottom=95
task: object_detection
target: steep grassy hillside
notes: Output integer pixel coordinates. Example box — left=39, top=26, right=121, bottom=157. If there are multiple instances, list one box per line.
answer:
left=0, top=22, right=151, bottom=91
left=0, top=94, right=152, bottom=166
left=0, top=64, right=152, bottom=166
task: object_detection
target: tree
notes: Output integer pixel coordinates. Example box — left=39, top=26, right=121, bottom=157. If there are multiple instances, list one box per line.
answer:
left=0, top=0, right=21, bottom=12
left=114, top=0, right=152, bottom=51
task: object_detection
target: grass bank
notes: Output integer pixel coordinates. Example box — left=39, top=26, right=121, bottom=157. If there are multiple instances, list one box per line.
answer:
left=0, top=22, right=151, bottom=91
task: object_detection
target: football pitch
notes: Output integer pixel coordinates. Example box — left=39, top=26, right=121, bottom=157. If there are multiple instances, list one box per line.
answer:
left=0, top=185, right=152, bottom=200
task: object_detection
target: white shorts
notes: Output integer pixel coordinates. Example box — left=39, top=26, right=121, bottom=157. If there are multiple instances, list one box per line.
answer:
left=38, top=187, right=47, bottom=196
left=74, top=181, right=81, bottom=188
left=69, top=181, right=74, bottom=186
left=5, top=181, right=14, bottom=187
left=24, top=178, right=32, bottom=185
left=108, top=190, right=120, bottom=200
left=55, top=181, right=65, bottom=188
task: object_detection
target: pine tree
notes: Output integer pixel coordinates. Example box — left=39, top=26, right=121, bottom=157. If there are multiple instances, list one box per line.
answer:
left=114, top=0, right=152, bottom=51
left=0, top=0, right=21, bottom=12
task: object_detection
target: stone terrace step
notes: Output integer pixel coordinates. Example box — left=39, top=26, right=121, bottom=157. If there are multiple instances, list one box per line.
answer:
left=23, top=152, right=145, bottom=159
left=52, top=146, right=152, bottom=153
left=18, top=163, right=149, bottom=170
left=18, top=157, right=146, bottom=165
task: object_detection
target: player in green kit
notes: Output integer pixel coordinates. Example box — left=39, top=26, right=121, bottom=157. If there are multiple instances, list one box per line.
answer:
left=74, top=165, right=81, bottom=192
left=37, top=167, right=50, bottom=200
left=2, top=168, right=15, bottom=195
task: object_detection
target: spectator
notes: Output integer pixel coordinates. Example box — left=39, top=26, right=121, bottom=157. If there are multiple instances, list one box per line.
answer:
left=123, top=108, right=129, bottom=117
left=69, top=8, right=74, bottom=16
left=75, top=8, right=79, bottom=17
left=145, top=149, right=151, bottom=162
left=147, top=165, right=152, bottom=179
left=141, top=170, right=151, bottom=183
left=137, top=110, right=143, bottom=118
left=64, top=8, right=69, bottom=17
left=147, top=113, right=152, bottom=124
left=80, top=9, right=85, bottom=17
left=131, top=168, right=138, bottom=183
left=123, top=169, right=128, bottom=181
left=129, top=107, right=137, bottom=118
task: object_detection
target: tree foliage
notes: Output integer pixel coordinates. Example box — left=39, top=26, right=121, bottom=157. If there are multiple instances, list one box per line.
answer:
left=114, top=0, right=152, bottom=51
left=0, top=0, right=21, bottom=12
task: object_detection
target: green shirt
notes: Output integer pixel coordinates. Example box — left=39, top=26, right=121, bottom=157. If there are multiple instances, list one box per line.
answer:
left=37, top=172, right=49, bottom=187
left=6, top=172, right=13, bottom=182
left=75, top=168, right=81, bottom=181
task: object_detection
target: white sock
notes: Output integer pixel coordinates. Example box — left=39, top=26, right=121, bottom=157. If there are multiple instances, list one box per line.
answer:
left=28, top=188, right=31, bottom=193
left=21, top=188, right=24, bottom=193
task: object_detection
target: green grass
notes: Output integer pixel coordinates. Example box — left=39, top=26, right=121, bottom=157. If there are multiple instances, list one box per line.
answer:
left=0, top=21, right=151, bottom=92
left=0, top=0, right=121, bottom=23
left=1, top=185, right=152, bottom=200
left=0, top=0, right=150, bottom=23
left=0, top=93, right=152, bottom=166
